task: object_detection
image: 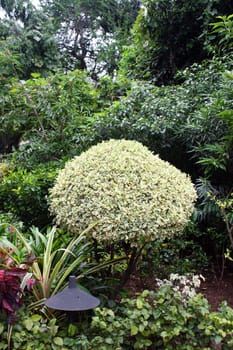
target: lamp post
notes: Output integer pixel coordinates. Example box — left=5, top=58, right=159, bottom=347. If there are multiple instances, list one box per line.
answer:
left=44, top=275, right=100, bottom=322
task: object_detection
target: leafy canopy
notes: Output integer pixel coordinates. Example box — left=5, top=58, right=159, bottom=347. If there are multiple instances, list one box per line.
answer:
left=119, top=0, right=233, bottom=84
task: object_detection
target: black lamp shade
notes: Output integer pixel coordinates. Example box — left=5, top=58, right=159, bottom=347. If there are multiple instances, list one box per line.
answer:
left=44, top=276, right=100, bottom=311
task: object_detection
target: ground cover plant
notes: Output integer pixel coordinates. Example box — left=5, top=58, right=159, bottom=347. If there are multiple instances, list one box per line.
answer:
left=1, top=274, right=233, bottom=349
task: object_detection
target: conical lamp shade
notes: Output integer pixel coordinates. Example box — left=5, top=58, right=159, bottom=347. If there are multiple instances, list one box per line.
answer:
left=45, top=276, right=100, bottom=311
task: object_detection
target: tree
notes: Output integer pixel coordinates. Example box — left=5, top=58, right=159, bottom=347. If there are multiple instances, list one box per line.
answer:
left=41, top=0, right=140, bottom=78
left=119, top=0, right=233, bottom=84
left=0, top=41, right=23, bottom=154
left=49, top=139, right=197, bottom=285
left=0, top=69, right=98, bottom=162
left=0, top=0, right=61, bottom=78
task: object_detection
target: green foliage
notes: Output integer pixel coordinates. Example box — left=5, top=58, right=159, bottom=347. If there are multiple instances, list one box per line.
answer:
left=0, top=162, right=13, bottom=183
left=195, top=71, right=233, bottom=178
left=90, top=284, right=233, bottom=349
left=1, top=223, right=122, bottom=314
left=0, top=1, right=61, bottom=79
left=119, top=0, right=233, bottom=84
left=209, top=14, right=233, bottom=54
left=0, top=312, right=66, bottom=350
left=207, top=192, right=233, bottom=251
left=0, top=212, right=22, bottom=231
left=0, top=69, right=98, bottom=165
left=6, top=225, right=93, bottom=307
left=96, top=75, right=132, bottom=108
left=0, top=40, right=22, bottom=154
left=50, top=139, right=197, bottom=246
left=92, top=57, right=233, bottom=175
left=140, top=224, right=209, bottom=278
left=1, top=277, right=233, bottom=349
left=208, top=301, right=233, bottom=348
left=0, top=162, right=58, bottom=227
left=0, top=308, right=94, bottom=350
left=187, top=69, right=233, bottom=264
left=0, top=40, right=22, bottom=80
left=193, top=178, right=221, bottom=222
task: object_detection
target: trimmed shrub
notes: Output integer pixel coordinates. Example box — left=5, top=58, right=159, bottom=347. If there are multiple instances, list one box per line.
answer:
left=49, top=139, right=197, bottom=246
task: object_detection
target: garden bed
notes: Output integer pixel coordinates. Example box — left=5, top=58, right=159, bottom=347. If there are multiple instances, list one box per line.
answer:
left=124, top=269, right=233, bottom=311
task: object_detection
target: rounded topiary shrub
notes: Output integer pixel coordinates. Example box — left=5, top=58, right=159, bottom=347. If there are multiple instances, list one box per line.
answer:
left=49, top=139, right=197, bottom=246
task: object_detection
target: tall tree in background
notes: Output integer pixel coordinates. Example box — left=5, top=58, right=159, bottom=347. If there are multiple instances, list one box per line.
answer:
left=41, top=0, right=140, bottom=78
left=0, top=0, right=140, bottom=79
left=0, top=0, right=61, bottom=78
left=120, top=0, right=233, bottom=85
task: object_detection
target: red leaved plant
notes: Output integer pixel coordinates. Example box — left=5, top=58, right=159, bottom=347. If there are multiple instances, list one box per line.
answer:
left=0, top=267, right=28, bottom=324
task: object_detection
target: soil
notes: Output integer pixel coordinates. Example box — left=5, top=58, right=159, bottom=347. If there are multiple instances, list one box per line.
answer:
left=124, top=269, right=233, bottom=311
left=201, top=270, right=233, bottom=310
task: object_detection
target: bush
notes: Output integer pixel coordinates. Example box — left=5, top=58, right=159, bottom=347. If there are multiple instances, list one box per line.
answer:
left=139, top=223, right=209, bottom=278
left=91, top=57, right=233, bottom=175
left=0, top=312, right=67, bottom=350
left=90, top=285, right=233, bottom=349
left=0, top=162, right=59, bottom=227
left=49, top=139, right=197, bottom=246
left=0, top=70, right=99, bottom=166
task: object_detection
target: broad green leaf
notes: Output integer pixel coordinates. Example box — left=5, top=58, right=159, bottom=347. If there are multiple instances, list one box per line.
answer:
left=131, top=325, right=138, bottom=336
left=31, top=73, right=41, bottom=78
left=53, top=337, right=63, bottom=346
left=136, top=298, right=143, bottom=309
left=23, top=319, right=33, bottom=331
left=31, top=314, right=42, bottom=322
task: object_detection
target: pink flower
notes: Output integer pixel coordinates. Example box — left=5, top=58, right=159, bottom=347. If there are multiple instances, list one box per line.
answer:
left=26, top=278, right=36, bottom=291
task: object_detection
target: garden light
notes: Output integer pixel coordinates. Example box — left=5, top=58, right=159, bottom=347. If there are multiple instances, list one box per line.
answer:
left=45, top=275, right=100, bottom=321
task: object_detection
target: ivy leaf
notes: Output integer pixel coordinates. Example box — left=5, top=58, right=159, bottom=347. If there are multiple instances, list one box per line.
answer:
left=214, top=335, right=222, bottom=345
left=23, top=319, right=33, bottom=331
left=131, top=324, right=138, bottom=335
left=136, top=298, right=143, bottom=309
left=31, top=314, right=42, bottom=322
left=53, top=337, right=63, bottom=346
